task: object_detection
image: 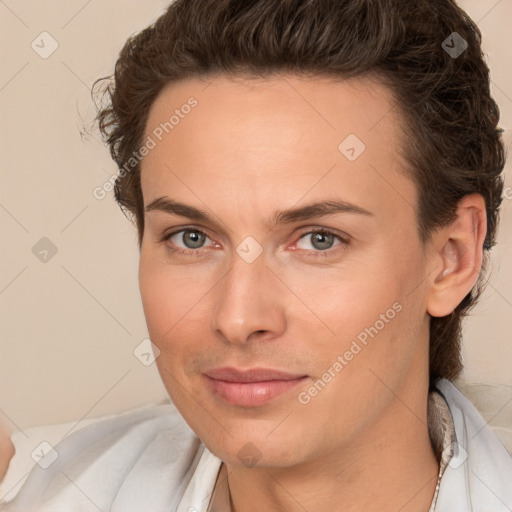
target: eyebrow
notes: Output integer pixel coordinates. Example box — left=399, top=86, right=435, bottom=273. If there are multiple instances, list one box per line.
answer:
left=145, top=197, right=210, bottom=222
left=272, top=200, right=373, bottom=225
left=144, top=197, right=373, bottom=228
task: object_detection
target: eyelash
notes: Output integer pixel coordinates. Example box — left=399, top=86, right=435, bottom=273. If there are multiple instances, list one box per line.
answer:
left=159, top=227, right=215, bottom=258
left=292, top=228, right=350, bottom=257
left=159, top=226, right=350, bottom=258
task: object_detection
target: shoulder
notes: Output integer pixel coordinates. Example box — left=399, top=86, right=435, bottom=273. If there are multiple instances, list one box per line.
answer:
left=0, top=403, right=203, bottom=512
left=435, top=379, right=512, bottom=512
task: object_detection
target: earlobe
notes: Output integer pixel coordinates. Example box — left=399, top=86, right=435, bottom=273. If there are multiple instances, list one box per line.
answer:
left=426, top=194, right=487, bottom=318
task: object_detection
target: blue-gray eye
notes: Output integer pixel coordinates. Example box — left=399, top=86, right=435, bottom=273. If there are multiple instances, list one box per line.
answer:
left=170, top=229, right=207, bottom=249
left=297, top=231, right=341, bottom=251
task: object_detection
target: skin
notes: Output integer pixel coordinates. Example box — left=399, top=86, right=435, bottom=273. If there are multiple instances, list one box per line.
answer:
left=138, top=74, right=487, bottom=512
left=0, top=427, right=14, bottom=484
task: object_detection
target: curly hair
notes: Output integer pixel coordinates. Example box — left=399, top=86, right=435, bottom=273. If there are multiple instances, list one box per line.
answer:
left=95, top=0, right=505, bottom=384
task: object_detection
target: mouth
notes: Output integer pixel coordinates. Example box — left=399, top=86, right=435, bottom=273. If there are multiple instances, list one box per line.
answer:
left=203, top=367, right=309, bottom=407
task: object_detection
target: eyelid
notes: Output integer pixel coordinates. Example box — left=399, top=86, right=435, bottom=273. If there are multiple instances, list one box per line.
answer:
left=293, top=226, right=351, bottom=244
left=159, top=225, right=212, bottom=242
left=159, top=224, right=350, bottom=257
left=159, top=226, right=221, bottom=253
left=286, top=227, right=350, bottom=255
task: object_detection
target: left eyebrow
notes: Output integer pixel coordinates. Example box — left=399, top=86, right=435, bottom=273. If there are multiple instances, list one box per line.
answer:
left=272, top=200, right=373, bottom=227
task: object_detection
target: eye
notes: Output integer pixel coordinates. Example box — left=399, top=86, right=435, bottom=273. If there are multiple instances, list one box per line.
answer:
left=295, top=230, right=345, bottom=252
left=166, top=228, right=212, bottom=250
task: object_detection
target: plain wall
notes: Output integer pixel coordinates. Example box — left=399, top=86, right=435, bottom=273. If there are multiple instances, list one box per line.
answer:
left=0, top=0, right=511, bottom=431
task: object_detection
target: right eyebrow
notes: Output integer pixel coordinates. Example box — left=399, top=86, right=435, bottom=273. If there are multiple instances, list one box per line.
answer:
left=145, top=197, right=210, bottom=223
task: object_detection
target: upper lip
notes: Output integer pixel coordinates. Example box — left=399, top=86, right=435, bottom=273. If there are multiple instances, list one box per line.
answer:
left=204, top=367, right=307, bottom=383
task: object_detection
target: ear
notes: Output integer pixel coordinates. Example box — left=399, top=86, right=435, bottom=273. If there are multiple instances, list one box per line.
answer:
left=426, top=194, right=487, bottom=318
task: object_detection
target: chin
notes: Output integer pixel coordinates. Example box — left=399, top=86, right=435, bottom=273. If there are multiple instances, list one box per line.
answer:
left=202, top=427, right=309, bottom=469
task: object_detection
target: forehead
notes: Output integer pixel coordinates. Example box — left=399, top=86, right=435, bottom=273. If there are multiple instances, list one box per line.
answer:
left=140, top=73, right=416, bottom=225
left=144, top=73, right=402, bottom=154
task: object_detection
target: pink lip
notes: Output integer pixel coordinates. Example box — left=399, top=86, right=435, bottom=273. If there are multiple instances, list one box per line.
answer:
left=203, top=367, right=308, bottom=407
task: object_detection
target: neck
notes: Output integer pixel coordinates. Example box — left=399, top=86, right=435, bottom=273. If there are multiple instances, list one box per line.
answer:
left=224, top=378, right=439, bottom=512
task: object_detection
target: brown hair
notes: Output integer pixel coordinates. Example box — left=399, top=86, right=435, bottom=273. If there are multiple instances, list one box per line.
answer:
left=95, top=0, right=505, bottom=384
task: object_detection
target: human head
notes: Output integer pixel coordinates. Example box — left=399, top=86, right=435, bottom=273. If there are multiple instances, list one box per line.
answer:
left=95, top=0, right=504, bottom=387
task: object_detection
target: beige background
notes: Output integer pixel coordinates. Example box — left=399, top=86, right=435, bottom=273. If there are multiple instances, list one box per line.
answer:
left=0, top=0, right=511, bottom=434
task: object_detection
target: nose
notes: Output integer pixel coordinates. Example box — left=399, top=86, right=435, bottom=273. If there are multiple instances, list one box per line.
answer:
left=211, top=253, right=287, bottom=345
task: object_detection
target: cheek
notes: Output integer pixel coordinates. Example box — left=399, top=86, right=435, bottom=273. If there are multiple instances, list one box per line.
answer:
left=287, top=248, right=424, bottom=371
left=284, top=262, right=400, bottom=337
left=138, top=251, right=219, bottom=393
left=139, top=250, right=208, bottom=339
left=139, top=258, right=195, bottom=400
left=139, top=257, right=172, bottom=339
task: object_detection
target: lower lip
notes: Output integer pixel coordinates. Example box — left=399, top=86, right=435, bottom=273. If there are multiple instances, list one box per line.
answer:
left=204, top=375, right=308, bottom=407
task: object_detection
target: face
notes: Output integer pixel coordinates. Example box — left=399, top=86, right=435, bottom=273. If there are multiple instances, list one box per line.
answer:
left=138, top=74, right=432, bottom=468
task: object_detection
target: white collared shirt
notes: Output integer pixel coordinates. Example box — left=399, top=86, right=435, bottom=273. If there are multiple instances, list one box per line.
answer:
left=1, top=379, right=511, bottom=512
